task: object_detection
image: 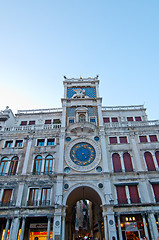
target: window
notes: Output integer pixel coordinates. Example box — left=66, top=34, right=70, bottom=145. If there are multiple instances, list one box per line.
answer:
left=128, top=185, right=140, bottom=203
left=45, top=119, right=51, bottom=124
left=90, top=117, right=96, bottom=123
left=37, top=139, right=45, bottom=146
left=127, top=117, right=133, bottom=122
left=69, top=118, right=74, bottom=124
left=119, top=136, right=128, bottom=144
left=112, top=153, right=122, bottom=173
left=155, top=151, right=159, bottom=167
left=144, top=152, right=156, bottom=171
left=15, top=140, right=23, bottom=147
left=20, top=121, right=27, bottom=126
left=79, top=114, right=86, bottom=122
left=5, top=141, right=13, bottom=148
left=152, top=184, right=159, bottom=202
left=103, top=117, right=110, bottom=123
left=28, top=188, right=38, bottom=206
left=53, top=119, right=61, bottom=124
left=111, top=117, right=118, bottom=122
left=123, top=153, right=133, bottom=172
left=1, top=189, right=12, bottom=206
left=135, top=116, right=142, bottom=121
left=40, top=188, right=51, bottom=206
left=44, top=155, right=53, bottom=174
left=116, top=186, right=127, bottom=204
left=0, top=157, right=8, bottom=176
left=29, top=121, right=35, bottom=125
left=33, top=155, right=42, bottom=175
left=139, top=136, right=148, bottom=143
left=109, top=137, right=117, bottom=144
left=149, top=135, right=158, bottom=142
left=8, top=156, right=19, bottom=175
left=47, top=139, right=55, bottom=146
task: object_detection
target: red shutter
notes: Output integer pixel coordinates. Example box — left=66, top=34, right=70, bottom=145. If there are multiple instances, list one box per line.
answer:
left=111, top=117, right=118, bottom=122
left=21, top=121, right=27, bottom=126
left=29, top=121, right=35, bottom=125
left=109, top=137, right=117, bottom=144
left=103, top=117, right=110, bottom=123
left=127, top=117, right=133, bottom=121
left=128, top=185, right=140, bottom=203
left=45, top=119, right=51, bottom=124
left=144, top=152, right=156, bottom=171
left=116, top=186, right=127, bottom=204
left=112, top=153, right=122, bottom=172
left=152, top=184, right=159, bottom=202
left=119, top=137, right=127, bottom=144
left=155, top=151, right=159, bottom=167
left=135, top=116, right=142, bottom=121
left=123, top=153, right=133, bottom=172
left=139, top=136, right=148, bottom=143
left=149, top=135, right=158, bottom=142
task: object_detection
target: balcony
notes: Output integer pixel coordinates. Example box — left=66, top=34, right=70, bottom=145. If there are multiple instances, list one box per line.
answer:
left=27, top=200, right=50, bottom=207
left=0, top=201, right=15, bottom=207
left=104, top=120, right=159, bottom=129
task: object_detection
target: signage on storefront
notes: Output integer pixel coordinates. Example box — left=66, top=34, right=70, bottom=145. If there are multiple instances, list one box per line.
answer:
left=30, top=223, right=48, bottom=228
left=125, top=222, right=138, bottom=231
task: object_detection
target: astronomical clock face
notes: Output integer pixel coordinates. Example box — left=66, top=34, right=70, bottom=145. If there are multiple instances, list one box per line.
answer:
left=65, top=138, right=101, bottom=172
left=70, top=142, right=96, bottom=166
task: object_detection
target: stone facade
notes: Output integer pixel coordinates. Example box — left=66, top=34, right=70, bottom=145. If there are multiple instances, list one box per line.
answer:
left=0, top=77, right=159, bottom=240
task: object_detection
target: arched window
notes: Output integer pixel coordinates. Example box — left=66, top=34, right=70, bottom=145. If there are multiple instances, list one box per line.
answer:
left=33, top=155, right=42, bottom=175
left=155, top=151, right=159, bottom=167
left=144, top=152, right=156, bottom=171
left=8, top=156, right=19, bottom=175
left=79, top=114, right=86, bottom=122
left=44, top=155, right=53, bottom=174
left=112, top=153, right=122, bottom=173
left=0, top=157, right=8, bottom=176
left=123, top=152, right=133, bottom=172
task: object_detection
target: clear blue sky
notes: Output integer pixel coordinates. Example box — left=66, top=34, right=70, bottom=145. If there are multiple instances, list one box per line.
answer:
left=0, top=0, right=158, bottom=120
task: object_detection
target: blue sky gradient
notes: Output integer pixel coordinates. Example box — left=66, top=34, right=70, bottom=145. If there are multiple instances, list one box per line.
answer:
left=0, top=0, right=159, bottom=119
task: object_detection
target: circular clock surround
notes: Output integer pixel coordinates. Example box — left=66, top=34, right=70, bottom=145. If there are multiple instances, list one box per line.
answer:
left=65, top=138, right=101, bottom=172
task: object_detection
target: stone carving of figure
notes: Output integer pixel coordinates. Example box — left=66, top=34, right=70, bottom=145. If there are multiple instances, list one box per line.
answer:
left=72, top=88, right=86, bottom=98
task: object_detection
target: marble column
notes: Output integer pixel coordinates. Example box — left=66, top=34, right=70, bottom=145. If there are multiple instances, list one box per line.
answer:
left=3, top=219, right=10, bottom=240
left=62, top=215, right=66, bottom=240
left=47, top=217, right=51, bottom=240
left=8, top=217, right=20, bottom=240
left=142, top=214, right=149, bottom=239
left=117, top=215, right=123, bottom=240
left=103, top=215, right=108, bottom=240
left=147, top=213, right=158, bottom=240
left=19, top=218, right=26, bottom=240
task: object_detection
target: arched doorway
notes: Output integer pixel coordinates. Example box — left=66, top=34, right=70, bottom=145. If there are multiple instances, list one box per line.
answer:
left=65, top=186, right=104, bottom=240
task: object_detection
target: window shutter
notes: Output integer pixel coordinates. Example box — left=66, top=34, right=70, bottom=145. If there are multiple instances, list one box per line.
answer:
left=112, top=153, right=122, bottom=172
left=109, top=137, right=117, bottom=144
left=127, top=117, right=133, bottom=121
left=152, top=184, right=159, bottom=202
left=2, top=189, right=12, bottom=204
left=155, top=151, right=159, bottom=167
left=116, top=186, right=127, bottom=204
left=144, top=152, right=156, bottom=171
left=111, top=117, right=118, bottom=122
left=149, top=135, right=158, bottom=142
left=119, top=136, right=127, bottom=144
left=123, top=153, right=133, bottom=172
left=135, top=116, right=142, bottom=121
left=139, top=136, right=148, bottom=143
left=103, top=117, right=110, bottom=123
left=128, top=185, right=140, bottom=203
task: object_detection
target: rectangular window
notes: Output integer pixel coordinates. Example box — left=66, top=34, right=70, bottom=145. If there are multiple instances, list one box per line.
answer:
left=149, top=135, right=158, bottom=142
left=47, top=139, right=55, bottom=146
left=116, top=186, right=127, bottom=204
left=15, top=140, right=23, bottom=147
left=28, top=188, right=39, bottom=206
left=45, top=119, right=51, bottom=124
left=135, top=116, right=142, bottom=121
left=2, top=189, right=12, bottom=206
left=111, top=117, right=118, bottom=122
left=37, top=139, right=45, bottom=146
left=109, top=137, right=117, bottom=144
left=53, top=119, right=61, bottom=124
left=152, top=184, right=159, bottom=202
left=128, top=185, right=140, bottom=203
left=103, top=117, right=110, bottom=123
left=139, top=136, right=148, bottom=143
left=127, top=117, right=134, bottom=122
left=119, top=136, right=128, bottom=144
left=90, top=117, right=96, bottom=123
left=40, top=188, right=51, bottom=206
left=69, top=118, right=74, bottom=124
left=20, top=121, right=27, bottom=126
left=5, top=141, right=13, bottom=148
left=29, top=121, right=35, bottom=125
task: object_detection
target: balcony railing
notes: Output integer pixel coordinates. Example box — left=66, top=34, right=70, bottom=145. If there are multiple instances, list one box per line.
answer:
left=17, top=108, right=62, bottom=114
left=102, top=105, right=145, bottom=111
left=27, top=200, right=50, bottom=206
left=0, top=201, right=15, bottom=207
left=104, top=120, right=159, bottom=129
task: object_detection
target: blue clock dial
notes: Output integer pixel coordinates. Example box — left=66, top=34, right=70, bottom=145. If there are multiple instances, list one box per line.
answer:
left=70, top=142, right=96, bottom=166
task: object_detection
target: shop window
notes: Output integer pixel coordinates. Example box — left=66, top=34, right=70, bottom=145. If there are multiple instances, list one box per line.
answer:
left=29, top=121, right=35, bottom=125
left=103, top=117, right=110, bottom=123
left=8, top=156, right=19, bottom=175
left=33, top=155, right=42, bottom=175
left=44, top=155, right=53, bottom=174
left=155, top=151, right=159, bottom=167
left=149, top=135, right=158, bottom=142
left=139, top=136, right=148, bottom=143
left=119, top=136, right=128, bottom=144
left=123, top=152, right=133, bottom=172
left=128, top=185, right=140, bottom=203
left=127, top=117, right=134, bottom=122
left=15, top=140, right=23, bottom=147
left=20, top=121, right=27, bottom=126
left=144, top=152, right=156, bottom=171
left=112, top=153, right=122, bottom=173
left=111, top=117, right=118, bottom=122
left=152, top=184, right=159, bottom=202
left=116, top=186, right=127, bottom=204
left=0, top=157, right=8, bottom=176
left=28, top=188, right=39, bottom=206
left=37, top=139, right=45, bottom=146
left=5, top=141, right=13, bottom=148
left=135, top=116, right=142, bottom=121
left=109, top=137, right=117, bottom=144
left=1, top=189, right=12, bottom=206
left=45, top=119, right=51, bottom=124
left=40, top=188, right=51, bottom=206
left=47, top=139, right=55, bottom=146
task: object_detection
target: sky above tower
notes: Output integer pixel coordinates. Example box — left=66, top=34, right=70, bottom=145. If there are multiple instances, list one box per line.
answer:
left=0, top=0, right=159, bottom=120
